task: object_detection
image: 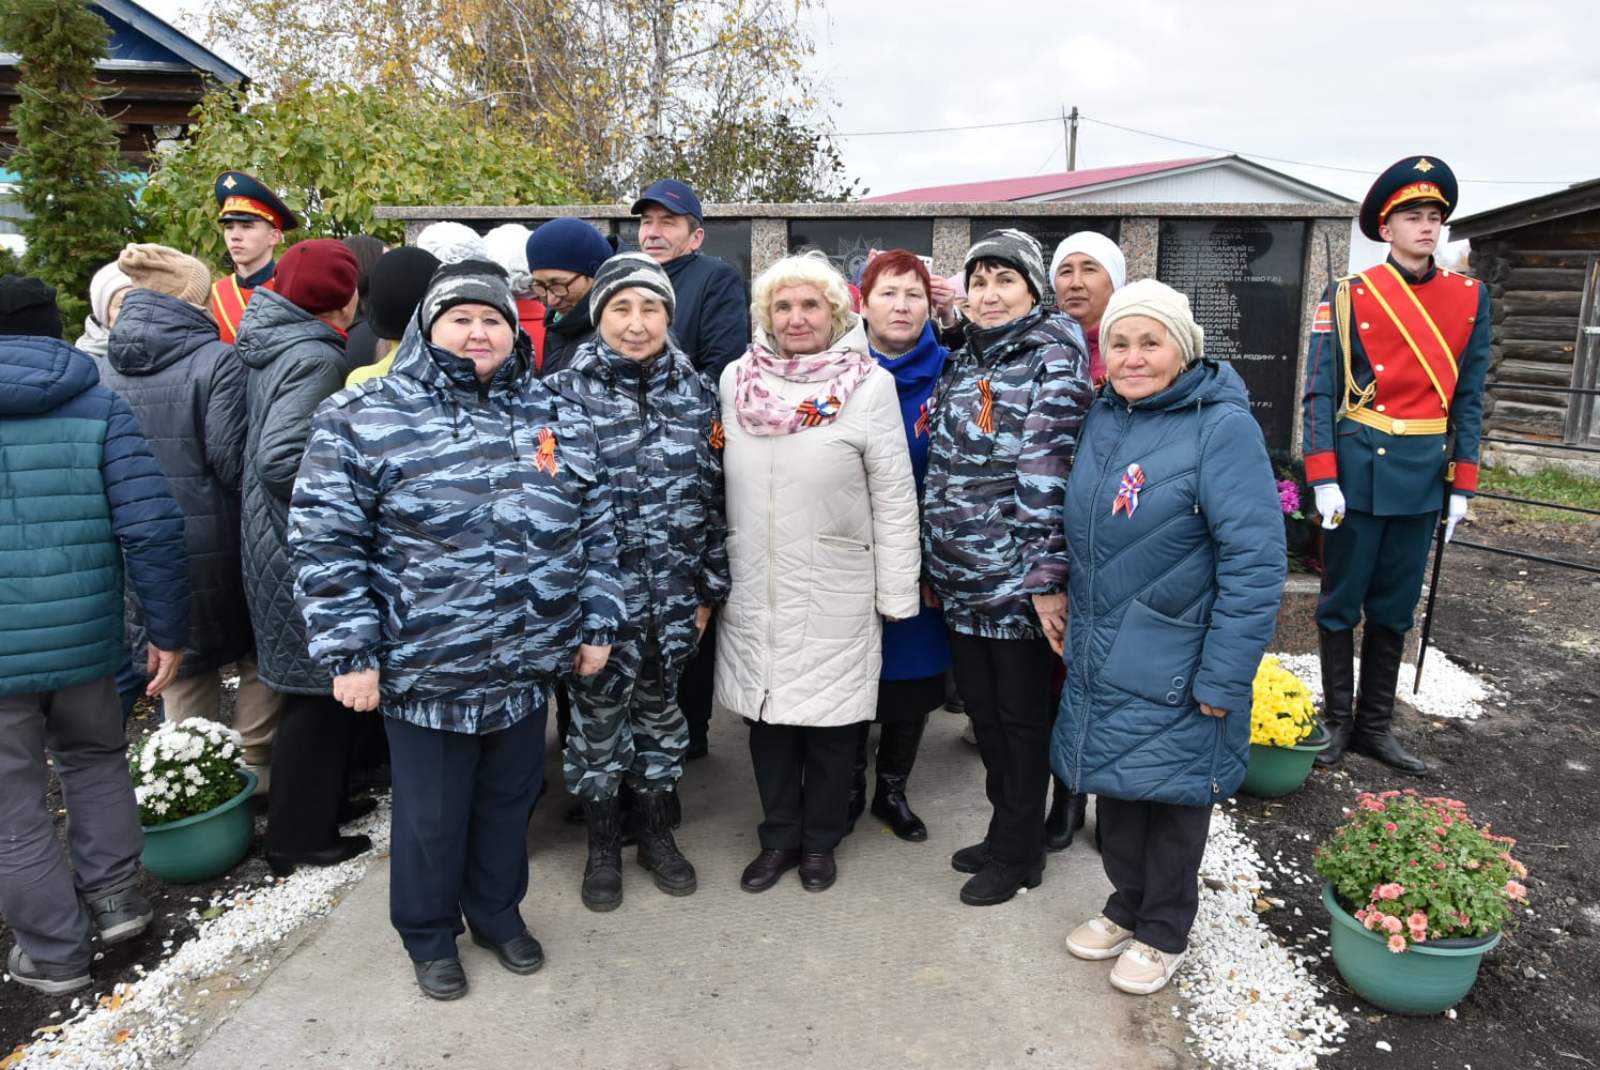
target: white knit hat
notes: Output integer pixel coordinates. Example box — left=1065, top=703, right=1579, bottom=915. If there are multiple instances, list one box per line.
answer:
left=1101, top=278, right=1204, bottom=365
left=482, top=223, right=533, bottom=297
left=417, top=221, right=486, bottom=265
left=1049, top=231, right=1126, bottom=292
left=89, top=260, right=133, bottom=327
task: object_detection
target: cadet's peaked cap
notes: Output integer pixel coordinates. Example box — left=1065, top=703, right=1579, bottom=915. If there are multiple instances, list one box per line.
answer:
left=1360, top=156, right=1458, bottom=242
left=214, top=171, right=300, bottom=231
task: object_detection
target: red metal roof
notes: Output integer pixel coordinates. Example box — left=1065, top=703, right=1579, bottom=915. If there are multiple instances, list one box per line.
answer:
left=862, top=156, right=1215, bottom=203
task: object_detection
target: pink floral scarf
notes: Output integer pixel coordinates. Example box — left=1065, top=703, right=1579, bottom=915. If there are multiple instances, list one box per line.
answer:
left=732, top=323, right=876, bottom=436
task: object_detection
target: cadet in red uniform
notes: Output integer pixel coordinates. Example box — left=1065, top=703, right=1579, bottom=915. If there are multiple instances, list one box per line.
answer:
left=1301, top=156, right=1489, bottom=773
left=211, top=171, right=300, bottom=343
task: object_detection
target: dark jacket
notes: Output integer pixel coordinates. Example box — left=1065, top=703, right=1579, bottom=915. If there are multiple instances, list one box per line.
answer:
left=289, top=322, right=624, bottom=735
left=546, top=338, right=728, bottom=667
left=0, top=336, right=188, bottom=697
left=539, top=302, right=595, bottom=380
left=102, top=289, right=251, bottom=676
left=1049, top=361, right=1286, bottom=807
left=237, top=288, right=357, bottom=694
left=661, top=251, right=749, bottom=382
left=922, top=308, right=1092, bottom=640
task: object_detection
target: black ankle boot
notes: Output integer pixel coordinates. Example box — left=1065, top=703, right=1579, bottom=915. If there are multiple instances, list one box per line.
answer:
left=1316, top=627, right=1357, bottom=767
left=870, top=718, right=928, bottom=841
left=580, top=797, right=623, bottom=912
left=959, top=856, right=1045, bottom=906
left=1044, top=777, right=1083, bottom=851
left=1351, top=626, right=1426, bottom=773
left=636, top=790, right=697, bottom=896
left=844, top=722, right=869, bottom=835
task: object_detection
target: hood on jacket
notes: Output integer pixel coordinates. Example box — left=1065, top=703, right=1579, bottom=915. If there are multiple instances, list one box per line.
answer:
left=1102, top=357, right=1250, bottom=416
left=565, top=335, right=694, bottom=389
left=235, top=287, right=348, bottom=372
left=388, top=307, right=536, bottom=396
left=966, top=307, right=1086, bottom=366
left=107, top=289, right=227, bottom=377
left=0, top=336, right=101, bottom=416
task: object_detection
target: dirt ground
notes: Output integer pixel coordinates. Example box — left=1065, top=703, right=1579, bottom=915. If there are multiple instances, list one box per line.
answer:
left=1250, top=499, right=1600, bottom=1069
left=3, top=500, right=1597, bottom=1067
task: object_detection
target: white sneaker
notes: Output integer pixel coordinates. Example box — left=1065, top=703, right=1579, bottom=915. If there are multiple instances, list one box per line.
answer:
left=961, top=718, right=978, bottom=746
left=1109, top=940, right=1186, bottom=995
left=1064, top=915, right=1134, bottom=960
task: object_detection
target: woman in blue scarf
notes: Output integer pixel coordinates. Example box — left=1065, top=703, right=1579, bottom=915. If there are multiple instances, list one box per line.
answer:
left=846, top=250, right=951, bottom=842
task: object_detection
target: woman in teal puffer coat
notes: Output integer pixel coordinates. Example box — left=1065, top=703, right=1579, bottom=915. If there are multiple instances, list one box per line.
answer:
left=1049, top=280, right=1285, bottom=997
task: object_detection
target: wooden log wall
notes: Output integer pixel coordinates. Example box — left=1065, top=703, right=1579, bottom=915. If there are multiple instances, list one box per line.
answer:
left=1472, top=221, right=1596, bottom=441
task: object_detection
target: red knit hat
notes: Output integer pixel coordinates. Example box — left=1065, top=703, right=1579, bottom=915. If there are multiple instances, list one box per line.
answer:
left=274, top=239, right=359, bottom=315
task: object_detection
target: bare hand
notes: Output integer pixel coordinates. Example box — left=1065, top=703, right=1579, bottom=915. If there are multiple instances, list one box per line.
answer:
left=1199, top=703, right=1226, bottom=719
left=929, top=276, right=957, bottom=324
left=145, top=647, right=184, bottom=697
left=921, top=583, right=942, bottom=610
left=1032, top=593, right=1067, bottom=656
left=333, top=668, right=380, bottom=712
left=573, top=643, right=611, bottom=677
left=695, top=605, right=713, bottom=640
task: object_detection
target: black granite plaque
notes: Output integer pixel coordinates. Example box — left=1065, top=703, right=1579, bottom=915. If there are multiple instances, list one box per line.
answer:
left=787, top=219, right=934, bottom=285
left=969, top=218, right=1120, bottom=312
left=1156, top=219, right=1308, bottom=450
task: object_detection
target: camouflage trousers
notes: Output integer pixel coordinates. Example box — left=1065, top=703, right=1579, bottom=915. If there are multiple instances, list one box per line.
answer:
left=563, top=631, right=688, bottom=801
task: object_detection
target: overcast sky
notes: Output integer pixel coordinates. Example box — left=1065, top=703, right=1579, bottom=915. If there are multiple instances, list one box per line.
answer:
left=147, top=0, right=1595, bottom=230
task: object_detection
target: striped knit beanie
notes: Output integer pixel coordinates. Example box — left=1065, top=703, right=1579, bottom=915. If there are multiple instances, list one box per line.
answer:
left=420, top=259, right=518, bottom=334
left=965, top=228, right=1048, bottom=301
left=589, top=252, right=676, bottom=325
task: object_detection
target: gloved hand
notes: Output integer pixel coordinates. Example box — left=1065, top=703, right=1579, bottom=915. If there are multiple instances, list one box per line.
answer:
left=1444, top=492, right=1470, bottom=543
left=1313, top=484, right=1346, bottom=530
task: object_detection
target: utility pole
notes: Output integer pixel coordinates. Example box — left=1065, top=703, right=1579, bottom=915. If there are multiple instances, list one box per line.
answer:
left=1066, top=105, right=1080, bottom=171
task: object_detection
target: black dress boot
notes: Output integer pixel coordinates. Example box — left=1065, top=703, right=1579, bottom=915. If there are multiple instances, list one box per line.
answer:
left=1350, top=626, right=1426, bottom=773
left=636, top=790, right=697, bottom=896
left=870, top=718, right=928, bottom=842
left=1315, top=627, right=1357, bottom=767
left=580, top=797, right=624, bottom=912
left=843, top=722, right=869, bottom=836
left=1043, top=777, right=1084, bottom=851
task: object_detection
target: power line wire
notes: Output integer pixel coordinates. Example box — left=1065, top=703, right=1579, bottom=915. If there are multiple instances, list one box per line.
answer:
left=832, top=110, right=1579, bottom=186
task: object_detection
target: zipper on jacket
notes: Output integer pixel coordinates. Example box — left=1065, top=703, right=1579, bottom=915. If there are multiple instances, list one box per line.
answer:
left=1074, top=403, right=1134, bottom=790
left=763, top=427, right=778, bottom=723
left=1208, top=717, right=1224, bottom=798
left=391, top=518, right=459, bottom=551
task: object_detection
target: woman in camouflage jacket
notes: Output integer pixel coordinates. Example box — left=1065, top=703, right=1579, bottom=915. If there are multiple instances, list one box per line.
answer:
left=288, top=260, right=623, bottom=1000
left=922, top=229, right=1094, bottom=908
left=545, top=253, right=729, bottom=912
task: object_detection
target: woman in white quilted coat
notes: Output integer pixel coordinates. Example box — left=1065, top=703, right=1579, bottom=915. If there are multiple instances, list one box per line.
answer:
left=716, top=252, right=921, bottom=894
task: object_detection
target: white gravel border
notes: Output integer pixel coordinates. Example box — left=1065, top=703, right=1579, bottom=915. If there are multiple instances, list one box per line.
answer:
left=1273, top=647, right=1493, bottom=721
left=1179, top=806, right=1349, bottom=1068
left=7, top=798, right=391, bottom=1069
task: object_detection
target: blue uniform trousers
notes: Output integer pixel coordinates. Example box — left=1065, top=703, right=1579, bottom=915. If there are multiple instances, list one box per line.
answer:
left=1316, top=509, right=1438, bottom=633
left=385, top=708, right=546, bottom=962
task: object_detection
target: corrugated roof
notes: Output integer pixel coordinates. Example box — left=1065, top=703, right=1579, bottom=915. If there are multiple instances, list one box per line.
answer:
left=861, top=157, right=1215, bottom=203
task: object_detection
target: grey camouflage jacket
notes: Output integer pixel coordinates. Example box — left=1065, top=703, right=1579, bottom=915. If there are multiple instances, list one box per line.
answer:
left=288, top=321, right=623, bottom=734
left=546, top=338, right=729, bottom=666
left=922, top=308, right=1092, bottom=640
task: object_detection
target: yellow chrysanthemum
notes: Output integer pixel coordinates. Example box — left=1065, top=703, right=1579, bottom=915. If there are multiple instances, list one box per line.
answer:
left=1250, top=656, right=1318, bottom=747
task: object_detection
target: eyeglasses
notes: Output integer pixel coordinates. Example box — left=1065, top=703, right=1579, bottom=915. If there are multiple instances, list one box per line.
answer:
left=529, top=272, right=582, bottom=300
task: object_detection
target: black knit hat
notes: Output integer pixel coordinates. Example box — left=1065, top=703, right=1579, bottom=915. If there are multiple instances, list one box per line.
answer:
left=368, top=247, right=441, bottom=340
left=419, top=259, right=518, bottom=335
left=0, top=275, right=64, bottom=339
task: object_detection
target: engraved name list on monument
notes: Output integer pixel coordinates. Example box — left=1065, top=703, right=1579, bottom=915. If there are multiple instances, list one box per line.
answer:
left=1156, top=219, right=1309, bottom=450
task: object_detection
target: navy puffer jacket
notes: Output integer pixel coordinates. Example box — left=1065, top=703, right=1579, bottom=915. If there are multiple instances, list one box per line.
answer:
left=102, top=289, right=251, bottom=675
left=1049, top=361, right=1285, bottom=806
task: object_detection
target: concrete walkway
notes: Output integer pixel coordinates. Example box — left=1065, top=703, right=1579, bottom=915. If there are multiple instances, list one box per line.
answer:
left=180, top=709, right=1193, bottom=1070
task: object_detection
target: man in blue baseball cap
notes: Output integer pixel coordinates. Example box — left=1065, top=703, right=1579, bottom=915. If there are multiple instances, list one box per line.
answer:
left=629, top=179, right=750, bottom=766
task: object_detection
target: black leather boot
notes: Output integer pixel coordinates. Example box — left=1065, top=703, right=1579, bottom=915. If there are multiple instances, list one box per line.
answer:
left=1315, top=627, right=1357, bottom=767
left=870, top=718, right=928, bottom=841
left=636, top=790, right=697, bottom=896
left=1350, top=626, right=1426, bottom=773
left=959, top=856, right=1045, bottom=906
left=1043, top=777, right=1085, bottom=851
left=843, top=722, right=869, bottom=835
left=580, top=797, right=624, bottom=912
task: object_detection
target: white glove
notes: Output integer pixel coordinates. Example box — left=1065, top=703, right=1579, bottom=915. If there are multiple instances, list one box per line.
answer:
left=1313, top=484, right=1346, bottom=530
left=1444, top=492, right=1469, bottom=543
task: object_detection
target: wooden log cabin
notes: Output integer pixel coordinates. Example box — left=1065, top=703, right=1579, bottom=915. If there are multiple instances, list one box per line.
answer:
left=1451, top=180, right=1600, bottom=457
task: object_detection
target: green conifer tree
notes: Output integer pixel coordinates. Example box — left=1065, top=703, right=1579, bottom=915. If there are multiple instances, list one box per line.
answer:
left=0, top=0, right=137, bottom=329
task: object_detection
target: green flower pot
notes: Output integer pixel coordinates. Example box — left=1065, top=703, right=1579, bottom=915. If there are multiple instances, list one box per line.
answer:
left=1240, top=724, right=1330, bottom=797
left=1321, top=883, right=1501, bottom=1015
left=140, top=768, right=258, bottom=883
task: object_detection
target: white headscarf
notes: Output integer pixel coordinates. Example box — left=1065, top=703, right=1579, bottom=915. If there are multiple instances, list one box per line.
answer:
left=482, top=223, right=533, bottom=297
left=1049, top=231, right=1127, bottom=292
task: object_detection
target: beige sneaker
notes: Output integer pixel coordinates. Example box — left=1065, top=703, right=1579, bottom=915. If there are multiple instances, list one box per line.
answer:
left=1064, top=915, right=1134, bottom=960
left=1109, top=940, right=1185, bottom=995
